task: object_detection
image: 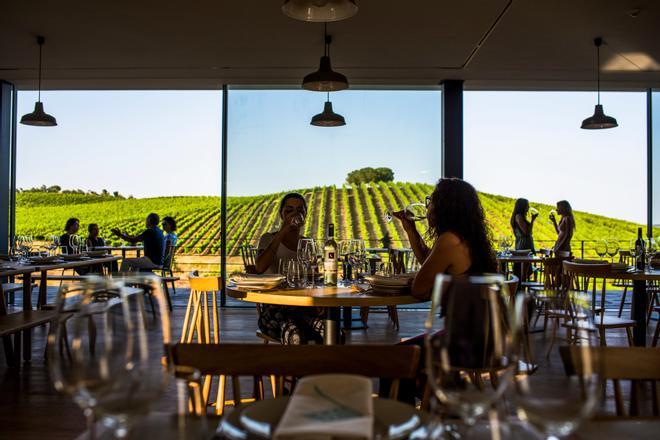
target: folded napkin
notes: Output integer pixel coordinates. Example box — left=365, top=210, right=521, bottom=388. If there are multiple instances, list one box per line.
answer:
left=364, top=272, right=415, bottom=288
left=230, top=273, right=285, bottom=283
left=273, top=374, right=374, bottom=440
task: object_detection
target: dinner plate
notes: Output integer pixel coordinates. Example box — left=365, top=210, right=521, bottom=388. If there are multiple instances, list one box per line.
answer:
left=220, top=397, right=422, bottom=440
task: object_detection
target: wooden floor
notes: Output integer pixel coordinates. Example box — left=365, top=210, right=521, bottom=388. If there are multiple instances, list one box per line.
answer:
left=0, top=303, right=656, bottom=439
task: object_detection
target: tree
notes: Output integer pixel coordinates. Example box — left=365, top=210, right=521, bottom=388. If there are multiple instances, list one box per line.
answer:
left=346, top=167, right=394, bottom=185
left=46, top=185, right=61, bottom=193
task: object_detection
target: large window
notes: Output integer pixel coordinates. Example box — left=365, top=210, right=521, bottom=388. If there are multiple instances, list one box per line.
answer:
left=464, top=91, right=647, bottom=256
left=16, top=90, right=222, bottom=273
left=226, top=89, right=442, bottom=271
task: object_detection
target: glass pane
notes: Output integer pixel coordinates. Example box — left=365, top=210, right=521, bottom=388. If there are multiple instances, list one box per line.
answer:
left=16, top=90, right=222, bottom=274
left=464, top=91, right=647, bottom=257
left=227, top=89, right=441, bottom=273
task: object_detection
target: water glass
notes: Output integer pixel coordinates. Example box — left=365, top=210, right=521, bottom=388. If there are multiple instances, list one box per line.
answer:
left=287, top=260, right=305, bottom=288
left=425, top=274, right=519, bottom=431
left=606, top=240, right=619, bottom=263
left=594, top=240, right=607, bottom=259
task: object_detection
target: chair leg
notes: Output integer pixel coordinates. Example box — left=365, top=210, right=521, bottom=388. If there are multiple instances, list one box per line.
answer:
left=648, top=292, right=658, bottom=325
left=598, top=328, right=607, bottom=347
left=625, top=327, right=634, bottom=346
left=360, top=306, right=369, bottom=324
left=388, top=306, right=399, bottom=330
left=545, top=319, right=558, bottom=358
left=216, top=375, right=226, bottom=416
left=618, top=287, right=627, bottom=318
left=653, top=319, right=660, bottom=347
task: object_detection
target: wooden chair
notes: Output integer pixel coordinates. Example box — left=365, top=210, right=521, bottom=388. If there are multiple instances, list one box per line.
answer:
left=560, top=346, right=660, bottom=416
left=529, top=256, right=572, bottom=330
left=180, top=271, right=224, bottom=411
left=239, top=241, right=257, bottom=274
left=562, top=261, right=636, bottom=347
left=160, top=243, right=178, bottom=295
left=614, top=250, right=634, bottom=317
left=171, top=343, right=421, bottom=415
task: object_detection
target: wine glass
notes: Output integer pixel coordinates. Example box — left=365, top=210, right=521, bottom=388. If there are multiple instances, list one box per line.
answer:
left=48, top=275, right=172, bottom=438
left=513, top=292, right=600, bottom=439
left=594, top=240, right=607, bottom=260
left=385, top=203, right=428, bottom=224
left=70, top=234, right=81, bottom=254
left=606, top=240, right=619, bottom=263
left=548, top=209, right=558, bottom=225
left=529, top=207, right=539, bottom=219
left=646, top=237, right=657, bottom=270
left=347, top=239, right=366, bottom=282
left=425, top=274, right=519, bottom=433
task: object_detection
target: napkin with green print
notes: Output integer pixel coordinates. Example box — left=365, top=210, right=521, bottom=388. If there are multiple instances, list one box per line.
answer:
left=273, top=374, right=374, bottom=440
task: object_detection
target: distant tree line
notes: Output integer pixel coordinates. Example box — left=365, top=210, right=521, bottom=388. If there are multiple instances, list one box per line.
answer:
left=346, top=167, right=394, bottom=185
left=17, top=185, right=131, bottom=199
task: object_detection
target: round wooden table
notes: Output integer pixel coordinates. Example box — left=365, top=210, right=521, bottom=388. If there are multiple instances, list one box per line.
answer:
left=226, top=285, right=421, bottom=345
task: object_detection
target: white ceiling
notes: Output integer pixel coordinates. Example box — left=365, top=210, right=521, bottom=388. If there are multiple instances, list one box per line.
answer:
left=1, top=0, right=659, bottom=90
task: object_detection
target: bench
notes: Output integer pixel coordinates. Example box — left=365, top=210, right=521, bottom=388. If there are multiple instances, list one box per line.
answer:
left=0, top=310, right=57, bottom=368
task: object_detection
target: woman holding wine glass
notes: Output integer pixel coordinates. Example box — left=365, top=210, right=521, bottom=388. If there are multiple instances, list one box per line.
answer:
left=550, top=200, right=575, bottom=254
left=510, top=198, right=537, bottom=252
left=391, top=178, right=497, bottom=300
left=255, top=193, right=324, bottom=345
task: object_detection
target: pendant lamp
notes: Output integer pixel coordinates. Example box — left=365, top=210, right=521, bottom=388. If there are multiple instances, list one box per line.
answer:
left=282, top=0, right=358, bottom=22
left=311, top=93, right=346, bottom=126
left=581, top=37, right=617, bottom=130
left=21, top=36, right=57, bottom=127
left=302, top=24, right=349, bottom=92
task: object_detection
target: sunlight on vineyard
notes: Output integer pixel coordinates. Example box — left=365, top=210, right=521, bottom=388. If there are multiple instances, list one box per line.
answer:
left=17, top=183, right=646, bottom=262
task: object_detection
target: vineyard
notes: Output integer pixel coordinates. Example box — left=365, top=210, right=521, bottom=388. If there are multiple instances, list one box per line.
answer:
left=16, top=183, right=649, bottom=259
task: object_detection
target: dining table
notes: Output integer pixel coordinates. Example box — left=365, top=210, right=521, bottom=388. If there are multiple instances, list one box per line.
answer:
left=93, top=245, right=143, bottom=259
left=73, top=404, right=660, bottom=439
left=0, top=254, right=122, bottom=364
left=226, top=285, right=421, bottom=345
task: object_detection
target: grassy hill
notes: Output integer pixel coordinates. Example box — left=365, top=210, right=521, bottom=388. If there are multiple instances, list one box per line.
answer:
left=16, top=182, right=646, bottom=257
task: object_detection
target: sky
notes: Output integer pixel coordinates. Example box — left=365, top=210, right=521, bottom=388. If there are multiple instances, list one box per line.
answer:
left=16, top=89, right=654, bottom=223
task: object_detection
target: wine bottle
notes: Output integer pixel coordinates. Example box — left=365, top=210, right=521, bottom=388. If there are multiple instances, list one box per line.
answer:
left=635, top=227, right=645, bottom=270
left=324, top=223, right=338, bottom=286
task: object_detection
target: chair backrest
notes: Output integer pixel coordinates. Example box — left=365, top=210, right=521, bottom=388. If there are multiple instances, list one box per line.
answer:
left=560, top=346, right=660, bottom=416
left=239, top=241, right=257, bottom=271
left=562, top=260, right=611, bottom=320
left=172, top=343, right=420, bottom=402
left=162, top=242, right=177, bottom=270
left=541, top=256, right=573, bottom=289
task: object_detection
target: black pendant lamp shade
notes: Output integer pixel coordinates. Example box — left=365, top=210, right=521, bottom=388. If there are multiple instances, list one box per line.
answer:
left=302, top=28, right=349, bottom=92
left=282, top=0, right=358, bottom=22
left=311, top=94, right=346, bottom=127
left=20, top=36, right=57, bottom=127
left=581, top=37, right=617, bottom=130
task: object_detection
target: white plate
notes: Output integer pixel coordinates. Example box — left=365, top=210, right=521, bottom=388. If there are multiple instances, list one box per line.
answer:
left=221, top=397, right=422, bottom=440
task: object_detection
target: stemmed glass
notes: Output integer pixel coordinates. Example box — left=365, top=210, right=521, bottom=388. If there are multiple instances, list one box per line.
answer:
left=385, top=203, right=427, bottom=224
left=48, top=235, right=60, bottom=256
left=48, top=275, right=172, bottom=438
left=347, top=239, right=366, bottom=282
left=646, top=237, right=657, bottom=270
left=425, top=274, right=519, bottom=435
left=297, top=238, right=317, bottom=288
left=70, top=234, right=82, bottom=254
left=594, top=240, right=607, bottom=260
left=286, top=260, right=304, bottom=288
left=513, top=292, right=600, bottom=439
left=606, top=240, right=619, bottom=263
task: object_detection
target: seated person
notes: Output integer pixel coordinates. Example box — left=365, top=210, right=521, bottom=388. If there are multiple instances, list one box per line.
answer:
left=255, top=193, right=323, bottom=344
left=60, top=217, right=89, bottom=275
left=386, top=178, right=497, bottom=403
left=111, top=213, right=165, bottom=272
left=162, top=216, right=178, bottom=247
left=86, top=223, right=105, bottom=248
left=60, top=217, right=80, bottom=255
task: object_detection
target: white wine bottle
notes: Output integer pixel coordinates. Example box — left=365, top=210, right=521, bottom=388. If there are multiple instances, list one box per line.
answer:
left=324, top=223, right=338, bottom=286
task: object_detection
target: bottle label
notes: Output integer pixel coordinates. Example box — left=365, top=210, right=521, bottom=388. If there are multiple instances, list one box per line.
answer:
left=324, top=249, right=337, bottom=285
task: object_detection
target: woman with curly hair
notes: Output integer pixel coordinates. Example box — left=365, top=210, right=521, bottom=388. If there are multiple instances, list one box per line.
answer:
left=393, top=177, right=497, bottom=300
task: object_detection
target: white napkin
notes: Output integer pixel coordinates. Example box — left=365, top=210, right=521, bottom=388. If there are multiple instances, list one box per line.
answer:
left=364, top=273, right=415, bottom=288
left=230, top=273, right=285, bottom=286
left=273, top=374, right=374, bottom=440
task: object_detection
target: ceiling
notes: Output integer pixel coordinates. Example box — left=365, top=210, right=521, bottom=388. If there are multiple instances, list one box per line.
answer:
left=1, top=0, right=659, bottom=90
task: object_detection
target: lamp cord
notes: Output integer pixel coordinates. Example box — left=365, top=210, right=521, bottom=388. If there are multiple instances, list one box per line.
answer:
left=324, top=22, right=329, bottom=57
left=38, top=40, right=42, bottom=102
left=596, top=42, right=600, bottom=105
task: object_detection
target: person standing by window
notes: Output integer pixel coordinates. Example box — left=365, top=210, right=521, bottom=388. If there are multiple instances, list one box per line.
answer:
left=510, top=198, right=537, bottom=252
left=551, top=200, right=575, bottom=254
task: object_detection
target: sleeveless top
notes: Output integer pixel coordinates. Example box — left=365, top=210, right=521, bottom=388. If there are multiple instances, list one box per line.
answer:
left=513, top=217, right=535, bottom=252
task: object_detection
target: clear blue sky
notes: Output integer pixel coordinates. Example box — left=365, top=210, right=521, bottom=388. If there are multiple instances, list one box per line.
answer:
left=17, top=89, right=651, bottom=223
